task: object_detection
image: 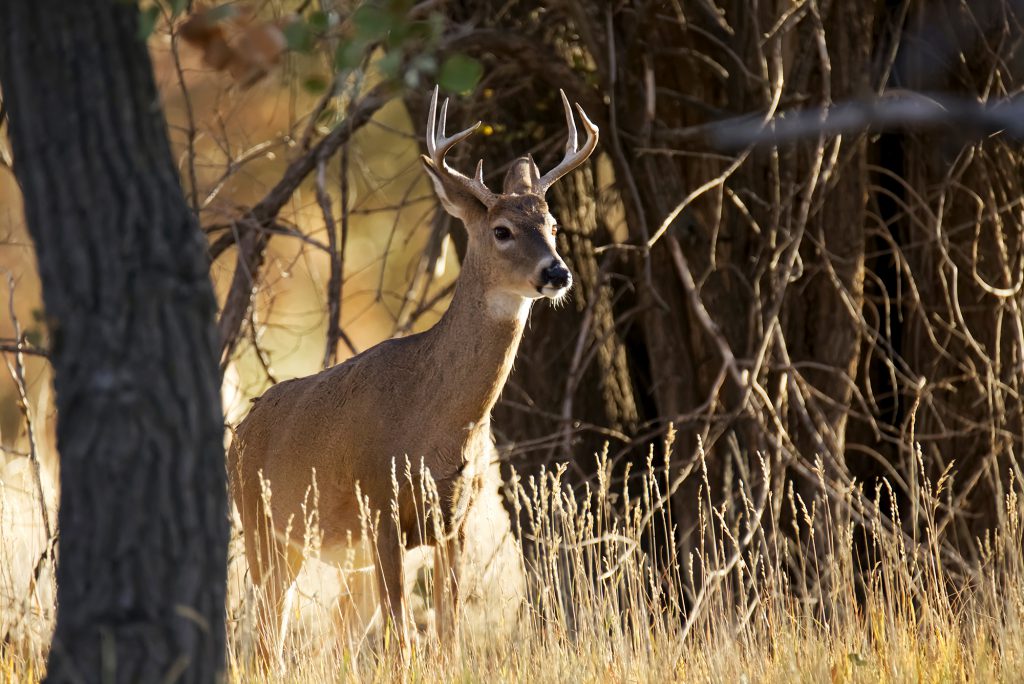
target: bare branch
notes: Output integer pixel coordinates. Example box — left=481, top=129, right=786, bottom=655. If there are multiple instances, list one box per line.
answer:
left=166, top=5, right=200, bottom=215
left=217, top=83, right=391, bottom=372
left=3, top=274, right=52, bottom=543
left=711, top=92, right=1024, bottom=148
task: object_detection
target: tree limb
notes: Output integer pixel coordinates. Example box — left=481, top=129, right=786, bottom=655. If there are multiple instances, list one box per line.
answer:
left=217, top=83, right=391, bottom=371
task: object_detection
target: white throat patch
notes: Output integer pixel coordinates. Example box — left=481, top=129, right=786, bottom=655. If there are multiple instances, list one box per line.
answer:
left=487, top=292, right=532, bottom=322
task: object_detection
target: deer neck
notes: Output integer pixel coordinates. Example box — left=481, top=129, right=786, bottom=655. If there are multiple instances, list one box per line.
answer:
left=426, top=255, right=531, bottom=431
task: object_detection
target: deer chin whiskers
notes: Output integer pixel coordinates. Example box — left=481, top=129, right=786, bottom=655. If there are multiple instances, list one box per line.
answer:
left=541, top=284, right=571, bottom=305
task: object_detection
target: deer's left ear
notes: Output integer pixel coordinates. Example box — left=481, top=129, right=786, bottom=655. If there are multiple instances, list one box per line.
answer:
left=422, top=156, right=489, bottom=225
left=502, top=156, right=542, bottom=195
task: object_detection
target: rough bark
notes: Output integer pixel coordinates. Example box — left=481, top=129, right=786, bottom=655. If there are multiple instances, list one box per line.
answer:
left=0, top=2, right=228, bottom=682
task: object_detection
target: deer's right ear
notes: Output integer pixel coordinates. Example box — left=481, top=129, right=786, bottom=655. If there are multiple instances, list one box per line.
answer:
left=422, top=155, right=488, bottom=224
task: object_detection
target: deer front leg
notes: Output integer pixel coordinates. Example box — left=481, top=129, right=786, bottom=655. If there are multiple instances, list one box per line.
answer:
left=432, top=531, right=463, bottom=650
left=373, top=526, right=409, bottom=659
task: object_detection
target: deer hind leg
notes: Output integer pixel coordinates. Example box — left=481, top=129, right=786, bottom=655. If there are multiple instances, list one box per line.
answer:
left=243, top=501, right=303, bottom=671
left=432, top=530, right=464, bottom=651
left=372, top=526, right=409, bottom=659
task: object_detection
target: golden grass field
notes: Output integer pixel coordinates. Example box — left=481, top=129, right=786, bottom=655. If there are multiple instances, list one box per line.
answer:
left=3, top=428, right=1024, bottom=683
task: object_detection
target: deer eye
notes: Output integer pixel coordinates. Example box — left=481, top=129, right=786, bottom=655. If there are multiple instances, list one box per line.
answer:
left=493, top=225, right=512, bottom=241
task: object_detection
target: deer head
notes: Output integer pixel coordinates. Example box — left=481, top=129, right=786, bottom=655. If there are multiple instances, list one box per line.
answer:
left=421, top=86, right=598, bottom=315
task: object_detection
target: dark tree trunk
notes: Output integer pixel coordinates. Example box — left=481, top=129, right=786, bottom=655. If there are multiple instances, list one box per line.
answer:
left=0, top=2, right=228, bottom=682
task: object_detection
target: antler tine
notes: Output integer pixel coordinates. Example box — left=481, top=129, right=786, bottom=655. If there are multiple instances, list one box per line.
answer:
left=538, top=89, right=600, bottom=193
left=560, top=90, right=578, bottom=156
left=424, top=86, right=496, bottom=207
left=438, top=97, right=449, bottom=138
left=426, top=85, right=439, bottom=158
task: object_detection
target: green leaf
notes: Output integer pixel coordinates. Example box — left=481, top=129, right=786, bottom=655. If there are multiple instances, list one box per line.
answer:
left=406, top=15, right=441, bottom=44
left=282, top=20, right=314, bottom=53
left=384, top=20, right=410, bottom=48
left=302, top=74, right=329, bottom=94
left=377, top=50, right=401, bottom=78
left=334, top=39, right=366, bottom=71
left=171, top=0, right=189, bottom=18
left=308, top=10, right=329, bottom=32
left=137, top=5, right=160, bottom=41
left=353, top=4, right=393, bottom=41
left=438, top=54, right=482, bottom=94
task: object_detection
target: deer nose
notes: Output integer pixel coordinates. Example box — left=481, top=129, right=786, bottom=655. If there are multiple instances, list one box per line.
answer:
left=542, top=262, right=572, bottom=290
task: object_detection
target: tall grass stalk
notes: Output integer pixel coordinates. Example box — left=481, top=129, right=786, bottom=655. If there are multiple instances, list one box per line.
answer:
left=3, top=433, right=1023, bottom=682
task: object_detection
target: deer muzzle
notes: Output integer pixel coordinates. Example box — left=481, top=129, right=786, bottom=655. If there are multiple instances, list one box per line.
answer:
left=540, top=261, right=572, bottom=298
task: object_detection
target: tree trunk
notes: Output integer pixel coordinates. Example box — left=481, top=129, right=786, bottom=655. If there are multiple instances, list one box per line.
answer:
left=0, top=2, right=228, bottom=682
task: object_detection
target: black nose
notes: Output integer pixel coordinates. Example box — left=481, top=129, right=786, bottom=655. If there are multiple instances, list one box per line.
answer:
left=542, top=263, right=571, bottom=289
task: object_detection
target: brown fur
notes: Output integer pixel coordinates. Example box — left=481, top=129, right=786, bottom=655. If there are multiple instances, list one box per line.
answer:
left=230, top=90, right=597, bottom=665
left=230, top=170, right=569, bottom=665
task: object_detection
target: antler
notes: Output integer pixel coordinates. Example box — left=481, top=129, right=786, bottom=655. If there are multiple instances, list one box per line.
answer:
left=425, top=85, right=497, bottom=208
left=537, top=90, right=600, bottom=194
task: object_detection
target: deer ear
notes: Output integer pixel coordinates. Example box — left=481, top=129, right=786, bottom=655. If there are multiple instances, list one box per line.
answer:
left=502, top=156, right=542, bottom=195
left=422, top=155, right=487, bottom=224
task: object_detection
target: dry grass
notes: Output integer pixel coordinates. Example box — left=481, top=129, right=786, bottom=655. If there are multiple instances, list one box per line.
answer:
left=3, top=430, right=1024, bottom=683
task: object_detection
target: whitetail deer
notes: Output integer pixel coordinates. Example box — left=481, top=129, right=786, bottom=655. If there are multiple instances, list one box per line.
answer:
left=229, top=86, right=598, bottom=663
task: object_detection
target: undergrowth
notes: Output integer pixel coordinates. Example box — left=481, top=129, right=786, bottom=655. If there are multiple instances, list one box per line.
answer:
left=3, top=431, right=1023, bottom=683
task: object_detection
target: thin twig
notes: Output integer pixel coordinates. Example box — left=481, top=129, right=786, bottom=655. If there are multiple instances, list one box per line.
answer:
left=166, top=5, right=200, bottom=215
left=3, top=274, right=52, bottom=543
left=217, top=83, right=391, bottom=371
